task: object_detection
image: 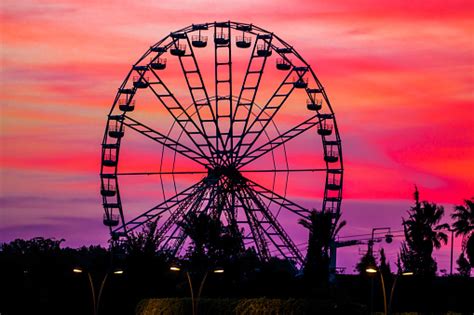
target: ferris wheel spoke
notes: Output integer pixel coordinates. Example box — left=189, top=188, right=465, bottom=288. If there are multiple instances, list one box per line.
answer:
left=112, top=179, right=207, bottom=235
left=160, top=182, right=219, bottom=251
left=228, top=33, right=273, bottom=161
left=234, top=188, right=271, bottom=260
left=213, top=22, right=234, bottom=163
left=233, top=67, right=309, bottom=163
left=240, top=168, right=327, bottom=174
left=116, top=170, right=207, bottom=176
left=171, top=33, right=225, bottom=157
left=157, top=183, right=210, bottom=251
left=122, top=116, right=211, bottom=167
left=236, top=114, right=322, bottom=168
left=240, top=185, right=304, bottom=264
left=243, top=177, right=310, bottom=218
left=161, top=227, right=187, bottom=256
left=147, top=68, right=218, bottom=162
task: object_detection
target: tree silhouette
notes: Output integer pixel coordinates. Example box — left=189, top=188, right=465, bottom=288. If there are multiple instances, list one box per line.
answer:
left=399, top=187, right=449, bottom=276
left=456, top=252, right=471, bottom=277
left=355, top=249, right=377, bottom=275
left=178, top=212, right=222, bottom=262
left=123, top=221, right=171, bottom=299
left=298, top=208, right=346, bottom=286
left=451, top=198, right=474, bottom=267
left=177, top=211, right=245, bottom=270
left=378, top=248, right=392, bottom=279
left=125, top=220, right=163, bottom=257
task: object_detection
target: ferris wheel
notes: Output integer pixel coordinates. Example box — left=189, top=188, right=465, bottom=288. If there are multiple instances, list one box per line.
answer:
left=100, top=21, right=343, bottom=266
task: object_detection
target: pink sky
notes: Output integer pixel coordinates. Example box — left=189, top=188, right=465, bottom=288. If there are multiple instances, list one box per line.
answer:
left=1, top=0, right=473, bottom=273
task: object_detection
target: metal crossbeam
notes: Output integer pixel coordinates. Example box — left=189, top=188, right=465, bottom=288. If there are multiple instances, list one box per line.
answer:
left=234, top=68, right=308, bottom=164
left=214, top=23, right=233, bottom=163
left=241, top=184, right=304, bottom=264
left=159, top=184, right=210, bottom=252
left=147, top=68, right=218, bottom=164
left=227, top=34, right=273, bottom=163
left=244, top=177, right=310, bottom=218
left=122, top=115, right=211, bottom=167
left=112, top=179, right=206, bottom=235
left=238, top=115, right=323, bottom=168
left=173, top=35, right=223, bottom=157
left=156, top=182, right=209, bottom=244
left=234, top=189, right=270, bottom=260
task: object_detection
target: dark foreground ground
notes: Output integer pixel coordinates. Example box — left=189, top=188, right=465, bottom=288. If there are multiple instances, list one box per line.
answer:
left=1, top=264, right=472, bottom=315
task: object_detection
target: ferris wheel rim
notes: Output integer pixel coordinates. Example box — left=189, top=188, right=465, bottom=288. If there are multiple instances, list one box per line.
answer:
left=100, top=21, right=343, bottom=266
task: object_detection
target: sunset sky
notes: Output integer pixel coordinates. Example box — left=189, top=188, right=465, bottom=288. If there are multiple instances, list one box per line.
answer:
left=1, top=0, right=473, bottom=273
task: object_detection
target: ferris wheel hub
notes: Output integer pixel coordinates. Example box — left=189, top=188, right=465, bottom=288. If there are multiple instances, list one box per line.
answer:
left=206, top=165, right=242, bottom=183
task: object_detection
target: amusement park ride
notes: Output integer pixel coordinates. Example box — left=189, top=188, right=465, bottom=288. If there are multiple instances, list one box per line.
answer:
left=100, top=21, right=343, bottom=268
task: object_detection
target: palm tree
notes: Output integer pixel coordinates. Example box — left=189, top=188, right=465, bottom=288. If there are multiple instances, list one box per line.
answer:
left=451, top=198, right=474, bottom=267
left=400, top=187, right=449, bottom=276
left=298, top=208, right=346, bottom=286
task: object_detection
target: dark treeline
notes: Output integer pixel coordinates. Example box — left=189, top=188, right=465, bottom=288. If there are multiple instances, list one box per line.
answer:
left=0, top=191, right=472, bottom=314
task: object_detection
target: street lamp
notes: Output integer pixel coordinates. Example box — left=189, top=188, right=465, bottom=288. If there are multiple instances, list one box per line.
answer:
left=72, top=267, right=124, bottom=315
left=387, top=270, right=413, bottom=315
left=366, top=265, right=413, bottom=315
left=170, top=264, right=224, bottom=315
left=365, top=265, right=387, bottom=315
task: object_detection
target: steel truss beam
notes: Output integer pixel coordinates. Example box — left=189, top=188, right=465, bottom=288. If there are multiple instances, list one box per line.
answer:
left=228, top=33, right=273, bottom=164
left=233, top=67, right=309, bottom=164
left=234, top=188, right=271, bottom=260
left=238, top=114, right=324, bottom=168
left=214, top=22, right=233, bottom=163
left=122, top=115, right=211, bottom=167
left=172, top=34, right=224, bottom=158
left=239, top=183, right=304, bottom=264
left=147, top=68, right=218, bottom=164
left=112, top=179, right=206, bottom=236
left=244, top=177, right=310, bottom=218
left=158, top=179, right=227, bottom=254
left=156, top=182, right=209, bottom=244
left=159, top=183, right=211, bottom=253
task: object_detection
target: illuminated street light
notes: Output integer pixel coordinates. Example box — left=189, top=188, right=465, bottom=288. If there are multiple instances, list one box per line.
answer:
left=365, top=267, right=378, bottom=274
left=169, top=264, right=224, bottom=315
left=72, top=266, right=125, bottom=315
left=366, top=265, right=414, bottom=315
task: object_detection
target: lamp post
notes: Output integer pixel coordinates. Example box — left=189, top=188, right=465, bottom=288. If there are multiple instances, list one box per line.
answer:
left=366, top=227, right=393, bottom=314
left=387, top=271, right=413, bottom=315
left=368, top=227, right=393, bottom=256
left=170, top=265, right=224, bottom=315
left=447, top=227, right=455, bottom=275
left=73, top=267, right=124, bottom=315
left=366, top=266, right=387, bottom=315
left=366, top=266, right=413, bottom=315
